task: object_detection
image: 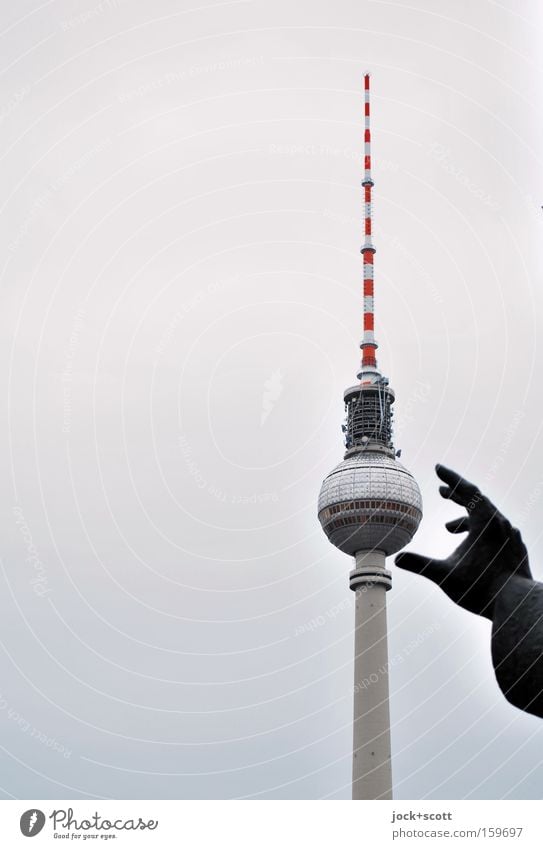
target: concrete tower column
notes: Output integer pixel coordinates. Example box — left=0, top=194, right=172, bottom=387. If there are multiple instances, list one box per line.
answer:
left=350, top=549, right=393, bottom=800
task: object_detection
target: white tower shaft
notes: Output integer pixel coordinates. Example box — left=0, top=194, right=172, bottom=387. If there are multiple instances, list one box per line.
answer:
left=351, top=550, right=393, bottom=800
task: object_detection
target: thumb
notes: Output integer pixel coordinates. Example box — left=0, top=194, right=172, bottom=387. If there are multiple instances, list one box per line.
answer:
left=395, top=552, right=445, bottom=581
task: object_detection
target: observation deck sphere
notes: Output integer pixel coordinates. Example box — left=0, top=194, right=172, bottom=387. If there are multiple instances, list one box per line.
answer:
left=318, top=452, right=422, bottom=556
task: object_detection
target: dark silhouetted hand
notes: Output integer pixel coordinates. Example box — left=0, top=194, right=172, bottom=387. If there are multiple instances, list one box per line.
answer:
left=395, top=464, right=543, bottom=718
left=395, top=464, right=531, bottom=619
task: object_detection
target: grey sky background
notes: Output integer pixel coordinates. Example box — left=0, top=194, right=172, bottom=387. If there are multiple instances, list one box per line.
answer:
left=0, top=0, right=541, bottom=799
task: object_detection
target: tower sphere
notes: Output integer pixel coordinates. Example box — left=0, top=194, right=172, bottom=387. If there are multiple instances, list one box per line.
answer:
left=318, top=451, right=422, bottom=556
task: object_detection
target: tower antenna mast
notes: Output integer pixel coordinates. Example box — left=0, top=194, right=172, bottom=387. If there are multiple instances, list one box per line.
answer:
left=360, top=72, right=378, bottom=378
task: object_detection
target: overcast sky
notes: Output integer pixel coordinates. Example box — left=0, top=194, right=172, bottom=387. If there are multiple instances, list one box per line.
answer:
left=0, top=0, right=542, bottom=800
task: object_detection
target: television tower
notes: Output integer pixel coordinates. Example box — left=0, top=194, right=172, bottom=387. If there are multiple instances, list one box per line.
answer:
left=318, top=74, right=423, bottom=800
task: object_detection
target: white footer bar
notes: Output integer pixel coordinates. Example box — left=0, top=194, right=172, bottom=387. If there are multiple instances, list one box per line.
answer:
left=2, top=799, right=539, bottom=847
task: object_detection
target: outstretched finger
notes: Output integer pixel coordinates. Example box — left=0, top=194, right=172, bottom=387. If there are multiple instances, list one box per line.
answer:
left=395, top=552, right=447, bottom=582
left=439, top=483, right=485, bottom=511
left=445, top=516, right=470, bottom=534
left=436, top=464, right=481, bottom=506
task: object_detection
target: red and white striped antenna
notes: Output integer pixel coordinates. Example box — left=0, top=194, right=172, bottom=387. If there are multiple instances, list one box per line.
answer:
left=357, top=72, right=378, bottom=382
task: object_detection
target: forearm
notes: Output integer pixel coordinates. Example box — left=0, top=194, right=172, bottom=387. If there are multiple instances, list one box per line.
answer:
left=491, top=574, right=543, bottom=718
